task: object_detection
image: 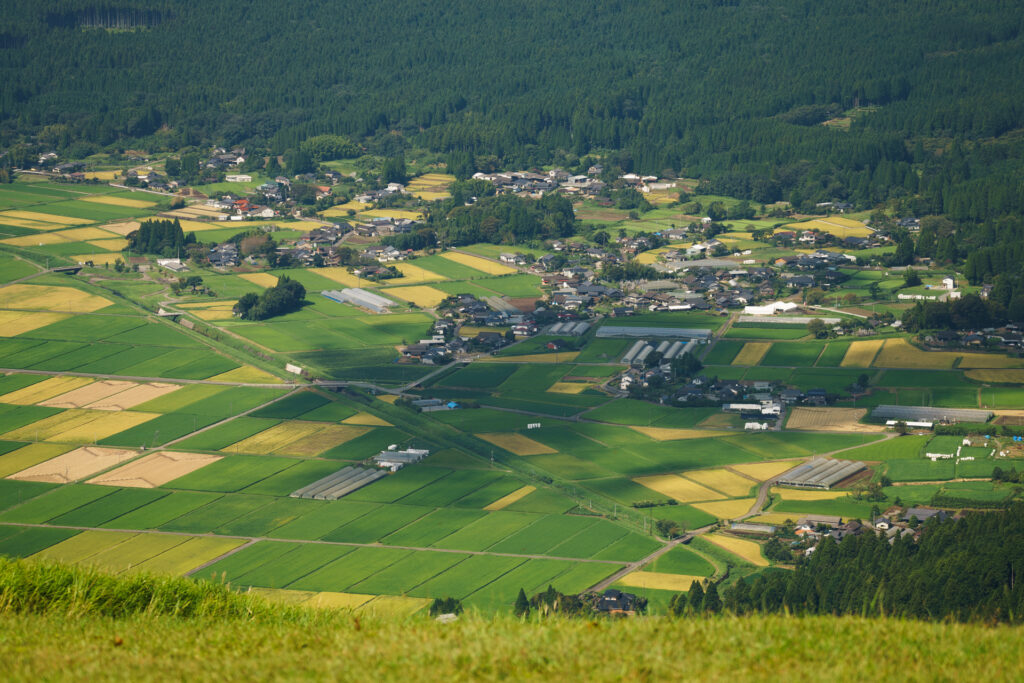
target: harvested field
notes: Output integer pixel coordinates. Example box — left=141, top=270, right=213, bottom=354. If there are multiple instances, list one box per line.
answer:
left=384, top=285, right=448, bottom=307
left=633, top=474, right=725, bottom=503
left=51, top=411, right=160, bottom=443
left=58, top=227, right=120, bottom=241
left=685, top=469, right=757, bottom=498
left=967, top=369, right=1024, bottom=383
left=547, top=382, right=591, bottom=394
left=771, top=487, right=848, bottom=501
left=341, top=412, right=392, bottom=426
left=79, top=195, right=155, bottom=209
left=440, top=252, right=517, bottom=275
left=0, top=443, right=72, bottom=478
left=86, top=383, right=182, bottom=410
left=483, top=485, right=537, bottom=510
left=786, top=407, right=883, bottom=433
left=0, top=210, right=90, bottom=226
left=223, top=422, right=326, bottom=454
left=87, top=451, right=222, bottom=488
left=0, top=284, right=112, bottom=313
left=238, top=273, right=279, bottom=288
left=276, top=425, right=371, bottom=457
left=38, top=380, right=136, bottom=408
left=8, top=445, right=138, bottom=483
left=629, top=426, right=731, bottom=441
left=704, top=533, right=768, bottom=566
left=0, top=311, right=70, bottom=337
left=390, top=263, right=448, bottom=284
left=729, top=459, right=806, bottom=481
left=476, top=433, right=556, bottom=456
left=0, top=376, right=94, bottom=405
left=732, top=342, right=771, bottom=366
left=873, top=338, right=958, bottom=369
left=99, top=221, right=141, bottom=236
left=618, top=571, right=706, bottom=592
left=2, top=233, right=72, bottom=246
left=691, top=498, right=757, bottom=520
left=175, top=219, right=235, bottom=233
left=840, top=340, right=884, bottom=367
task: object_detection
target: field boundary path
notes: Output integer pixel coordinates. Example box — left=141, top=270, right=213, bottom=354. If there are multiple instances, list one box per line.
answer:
left=158, top=386, right=302, bottom=449
left=588, top=523, right=718, bottom=593
left=0, top=367, right=297, bottom=388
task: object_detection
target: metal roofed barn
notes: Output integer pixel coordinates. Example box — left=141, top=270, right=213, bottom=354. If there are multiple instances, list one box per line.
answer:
left=290, top=466, right=388, bottom=500
left=322, top=288, right=396, bottom=313
left=596, top=325, right=712, bottom=339
left=871, top=405, right=993, bottom=424
left=777, top=457, right=867, bottom=490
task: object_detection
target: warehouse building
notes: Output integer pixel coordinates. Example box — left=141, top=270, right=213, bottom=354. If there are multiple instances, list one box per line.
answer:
left=322, top=288, right=395, bottom=314
left=777, top=458, right=866, bottom=490
left=871, top=405, right=993, bottom=424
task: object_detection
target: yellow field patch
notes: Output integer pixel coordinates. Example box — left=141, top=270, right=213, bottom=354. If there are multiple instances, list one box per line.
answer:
left=484, top=352, right=580, bottom=363
left=0, top=376, right=94, bottom=405
left=484, top=485, right=537, bottom=510
left=958, top=353, right=1024, bottom=369
left=873, top=337, right=958, bottom=369
left=746, top=512, right=801, bottom=525
left=80, top=195, right=155, bottom=209
left=83, top=171, right=120, bottom=181
left=206, top=366, right=284, bottom=383
left=771, top=486, right=849, bottom=501
left=732, top=342, right=771, bottom=366
left=223, top=421, right=327, bottom=455
left=786, top=407, right=883, bottom=433
left=358, top=595, right=431, bottom=616
left=691, top=498, right=758, bottom=520
left=175, top=218, right=232, bottom=233
left=967, top=369, right=1024, bottom=383
left=407, top=173, right=456, bottom=187
left=57, top=227, right=120, bottom=241
left=191, top=308, right=236, bottom=320
left=38, top=379, right=136, bottom=408
left=629, top=426, right=732, bottom=441
left=0, top=311, right=69, bottom=337
left=317, top=267, right=363, bottom=287
left=341, top=412, right=392, bottom=426
left=359, top=208, right=424, bottom=221
left=72, top=253, right=125, bottom=266
left=0, top=284, right=112, bottom=313
left=377, top=395, right=398, bottom=404
left=389, top=263, right=448, bottom=284
left=87, top=451, right=222, bottom=488
left=840, top=339, right=885, bottom=367
left=277, top=425, right=371, bottom=457
left=51, top=411, right=159, bottom=444
left=704, top=533, right=769, bottom=566
left=238, top=273, right=279, bottom=288
left=633, top=474, right=725, bottom=503
left=729, top=459, right=806, bottom=481
left=440, top=252, right=517, bottom=275
left=547, top=381, right=592, bottom=394
left=476, top=433, right=555, bottom=456
left=302, top=592, right=376, bottom=610
left=99, top=221, right=141, bottom=236
left=85, top=383, right=181, bottom=411
left=30, top=530, right=138, bottom=565
left=85, top=238, right=130, bottom=251
left=7, top=445, right=138, bottom=483
left=130, top=536, right=246, bottom=576
left=1, top=232, right=72, bottom=246
left=619, top=571, right=707, bottom=592
left=685, top=468, right=757, bottom=498
left=0, top=443, right=72, bottom=478
left=410, top=191, right=450, bottom=201
left=636, top=248, right=672, bottom=265
left=321, top=201, right=367, bottom=216
left=0, top=210, right=91, bottom=226
left=384, top=285, right=448, bottom=307
left=784, top=217, right=872, bottom=238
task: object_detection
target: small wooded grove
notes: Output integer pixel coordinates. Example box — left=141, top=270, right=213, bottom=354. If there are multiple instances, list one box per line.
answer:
left=124, top=218, right=194, bottom=257
left=233, top=276, right=305, bottom=320
left=677, top=505, right=1024, bottom=623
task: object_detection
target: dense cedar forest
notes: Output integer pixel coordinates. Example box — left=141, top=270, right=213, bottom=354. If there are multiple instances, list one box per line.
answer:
left=672, top=506, right=1024, bottom=623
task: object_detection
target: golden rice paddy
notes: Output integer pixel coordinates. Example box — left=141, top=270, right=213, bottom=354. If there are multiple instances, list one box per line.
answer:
left=476, top=433, right=556, bottom=456
left=685, top=468, right=758, bottom=498
left=87, top=451, right=222, bottom=488
left=0, top=376, right=95, bottom=405
left=957, top=353, right=1024, bottom=369
left=771, top=486, right=849, bottom=501
left=633, top=474, right=725, bottom=503
left=128, top=536, right=246, bottom=576
left=729, top=459, right=805, bottom=481
left=317, top=267, right=362, bottom=287
left=872, top=338, right=958, bottom=369
left=484, top=352, right=580, bottom=363
left=619, top=571, right=707, bottom=592
left=629, top=426, right=732, bottom=441
left=7, top=445, right=138, bottom=484
left=206, top=366, right=284, bottom=383
left=440, top=252, right=517, bottom=275
left=0, top=284, right=112, bottom=313
left=546, top=381, right=592, bottom=395
left=238, top=273, right=279, bottom=288
left=224, top=422, right=370, bottom=456
left=174, top=219, right=233, bottom=233
left=85, top=238, right=130, bottom=251
left=0, top=443, right=72, bottom=478
left=388, top=263, right=448, bottom=284
left=341, top=412, right=392, bottom=426
left=384, top=285, right=448, bottom=307
left=784, top=217, right=872, bottom=238
left=636, top=248, right=673, bottom=265
left=704, top=533, right=769, bottom=566
left=732, top=342, right=771, bottom=366
left=276, top=425, right=371, bottom=457
left=840, top=339, right=885, bottom=367
left=84, top=383, right=181, bottom=411
left=83, top=171, right=120, bottom=181
left=691, top=498, right=758, bottom=520
left=0, top=311, right=69, bottom=337
left=71, top=253, right=124, bottom=266
left=746, top=512, right=801, bottom=525
left=786, top=407, right=883, bottom=433
left=967, top=369, right=1024, bottom=383
left=483, top=485, right=537, bottom=510
left=0, top=210, right=91, bottom=226
left=321, top=201, right=366, bottom=216
left=2, top=409, right=158, bottom=444
left=1, top=232, right=72, bottom=246
left=79, top=195, right=155, bottom=209
left=99, top=221, right=141, bottom=236
left=58, top=227, right=120, bottom=241
left=359, top=209, right=424, bottom=221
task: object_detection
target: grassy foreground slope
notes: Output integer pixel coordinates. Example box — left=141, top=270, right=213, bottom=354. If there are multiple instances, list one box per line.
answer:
left=2, top=559, right=1024, bottom=681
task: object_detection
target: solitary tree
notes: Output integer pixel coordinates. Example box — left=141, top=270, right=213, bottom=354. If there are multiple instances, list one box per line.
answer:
left=514, top=588, right=530, bottom=617
left=687, top=580, right=705, bottom=614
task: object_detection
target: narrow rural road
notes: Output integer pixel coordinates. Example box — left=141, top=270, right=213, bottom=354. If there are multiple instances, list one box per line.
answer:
left=588, top=523, right=719, bottom=593
left=0, top=367, right=298, bottom=389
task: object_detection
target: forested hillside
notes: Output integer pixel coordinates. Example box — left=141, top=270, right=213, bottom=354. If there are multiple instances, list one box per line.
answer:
left=1, top=0, right=1023, bottom=212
